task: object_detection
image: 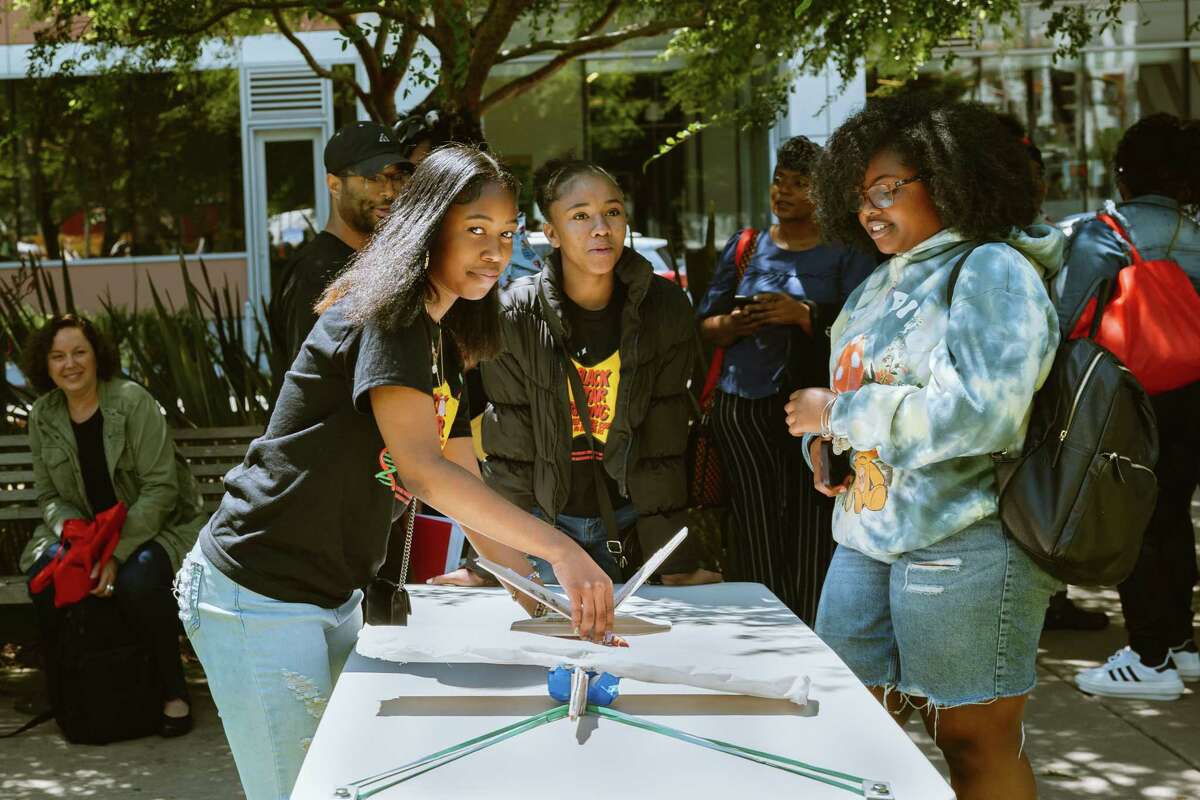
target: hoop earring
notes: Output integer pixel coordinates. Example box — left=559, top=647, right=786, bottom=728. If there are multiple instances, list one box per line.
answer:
left=424, top=251, right=430, bottom=271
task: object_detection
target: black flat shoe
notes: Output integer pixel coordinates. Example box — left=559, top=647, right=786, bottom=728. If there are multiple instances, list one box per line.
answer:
left=160, top=711, right=193, bottom=738
left=1044, top=594, right=1109, bottom=631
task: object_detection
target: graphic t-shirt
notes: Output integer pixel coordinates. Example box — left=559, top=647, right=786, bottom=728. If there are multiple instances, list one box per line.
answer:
left=374, top=365, right=467, bottom=504
left=561, top=284, right=625, bottom=517
left=201, top=300, right=470, bottom=608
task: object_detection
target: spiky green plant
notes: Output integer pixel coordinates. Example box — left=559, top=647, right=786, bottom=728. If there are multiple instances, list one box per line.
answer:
left=2, top=254, right=282, bottom=429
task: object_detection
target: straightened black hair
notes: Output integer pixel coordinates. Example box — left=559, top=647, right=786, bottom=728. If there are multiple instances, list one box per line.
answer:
left=22, top=314, right=120, bottom=396
left=533, top=156, right=621, bottom=220
left=319, top=144, right=518, bottom=363
left=811, top=93, right=1038, bottom=254
left=1115, top=113, right=1200, bottom=206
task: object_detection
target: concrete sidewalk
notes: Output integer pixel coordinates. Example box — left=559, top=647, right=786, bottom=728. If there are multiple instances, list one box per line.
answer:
left=2, top=588, right=1197, bottom=798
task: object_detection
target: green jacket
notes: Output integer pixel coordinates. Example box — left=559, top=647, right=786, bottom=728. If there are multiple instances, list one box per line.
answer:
left=19, top=378, right=205, bottom=573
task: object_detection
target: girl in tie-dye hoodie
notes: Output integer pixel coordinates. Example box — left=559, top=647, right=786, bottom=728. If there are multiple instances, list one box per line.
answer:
left=786, top=95, right=1062, bottom=800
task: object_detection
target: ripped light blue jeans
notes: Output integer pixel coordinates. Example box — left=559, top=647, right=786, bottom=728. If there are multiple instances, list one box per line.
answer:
left=175, top=541, right=362, bottom=800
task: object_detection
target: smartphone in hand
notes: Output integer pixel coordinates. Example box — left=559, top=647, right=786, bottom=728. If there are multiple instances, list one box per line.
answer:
left=815, top=440, right=851, bottom=491
left=816, top=438, right=835, bottom=489
left=732, top=294, right=755, bottom=310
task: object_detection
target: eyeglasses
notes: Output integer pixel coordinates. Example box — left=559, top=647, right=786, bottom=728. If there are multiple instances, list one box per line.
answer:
left=860, top=175, right=923, bottom=210
left=344, top=170, right=411, bottom=191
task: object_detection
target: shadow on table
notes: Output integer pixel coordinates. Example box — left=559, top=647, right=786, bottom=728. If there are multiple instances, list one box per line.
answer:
left=377, top=693, right=820, bottom=718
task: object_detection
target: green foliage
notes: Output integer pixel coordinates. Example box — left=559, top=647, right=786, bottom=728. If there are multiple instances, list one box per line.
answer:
left=0, top=69, right=243, bottom=260
left=587, top=72, right=653, bottom=152
left=0, top=256, right=279, bottom=429
left=24, top=0, right=1139, bottom=142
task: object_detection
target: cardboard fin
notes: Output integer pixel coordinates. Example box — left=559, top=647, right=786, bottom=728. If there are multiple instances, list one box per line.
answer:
left=511, top=614, right=671, bottom=638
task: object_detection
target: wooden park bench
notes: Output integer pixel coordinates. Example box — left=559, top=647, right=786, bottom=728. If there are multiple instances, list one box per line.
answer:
left=0, top=425, right=261, bottom=606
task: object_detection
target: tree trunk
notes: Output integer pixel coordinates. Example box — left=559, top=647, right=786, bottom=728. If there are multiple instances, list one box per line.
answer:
left=24, top=130, right=60, bottom=262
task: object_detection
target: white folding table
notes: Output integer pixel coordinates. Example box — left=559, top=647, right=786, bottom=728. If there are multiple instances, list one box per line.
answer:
left=292, top=583, right=952, bottom=800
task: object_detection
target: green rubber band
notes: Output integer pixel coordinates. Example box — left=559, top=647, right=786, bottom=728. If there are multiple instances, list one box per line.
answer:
left=589, top=705, right=865, bottom=795
left=351, top=705, right=568, bottom=798
left=343, top=701, right=874, bottom=798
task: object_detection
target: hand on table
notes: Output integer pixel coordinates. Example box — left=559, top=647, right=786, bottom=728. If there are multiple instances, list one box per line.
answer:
left=549, top=547, right=613, bottom=643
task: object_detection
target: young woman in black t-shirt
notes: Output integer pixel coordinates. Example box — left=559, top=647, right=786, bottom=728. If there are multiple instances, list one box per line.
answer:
left=480, top=158, right=717, bottom=585
left=176, top=146, right=614, bottom=800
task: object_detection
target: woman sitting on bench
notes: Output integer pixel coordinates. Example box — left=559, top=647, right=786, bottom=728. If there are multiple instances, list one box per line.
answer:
left=21, top=314, right=206, bottom=737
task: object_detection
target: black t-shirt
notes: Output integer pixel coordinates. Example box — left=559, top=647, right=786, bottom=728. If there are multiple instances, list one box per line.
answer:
left=201, top=299, right=471, bottom=607
left=71, top=409, right=117, bottom=515
left=277, top=232, right=356, bottom=360
left=561, top=284, right=625, bottom=518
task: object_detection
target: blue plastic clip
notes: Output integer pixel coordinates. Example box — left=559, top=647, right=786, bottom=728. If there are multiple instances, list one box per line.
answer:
left=547, top=666, right=620, bottom=706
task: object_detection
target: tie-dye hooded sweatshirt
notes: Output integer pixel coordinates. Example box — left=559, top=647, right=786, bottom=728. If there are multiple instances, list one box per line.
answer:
left=821, top=226, right=1063, bottom=562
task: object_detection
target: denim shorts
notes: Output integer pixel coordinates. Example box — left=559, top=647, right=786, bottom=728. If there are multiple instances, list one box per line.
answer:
left=815, top=519, right=1060, bottom=708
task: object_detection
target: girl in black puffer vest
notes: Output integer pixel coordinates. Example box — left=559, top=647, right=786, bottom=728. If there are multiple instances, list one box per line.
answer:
left=481, top=158, right=719, bottom=585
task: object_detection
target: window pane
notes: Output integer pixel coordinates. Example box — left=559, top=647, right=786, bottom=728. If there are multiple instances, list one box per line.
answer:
left=1084, top=48, right=1187, bottom=204
left=919, top=53, right=1090, bottom=219
left=264, top=139, right=317, bottom=293
left=482, top=63, right=585, bottom=224
left=2, top=70, right=244, bottom=261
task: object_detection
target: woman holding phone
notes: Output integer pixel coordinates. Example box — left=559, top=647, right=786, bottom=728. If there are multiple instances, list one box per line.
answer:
left=696, top=136, right=874, bottom=622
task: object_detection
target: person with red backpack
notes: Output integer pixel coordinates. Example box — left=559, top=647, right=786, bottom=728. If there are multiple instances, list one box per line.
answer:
left=696, top=136, right=874, bottom=623
left=1058, top=114, right=1200, bottom=701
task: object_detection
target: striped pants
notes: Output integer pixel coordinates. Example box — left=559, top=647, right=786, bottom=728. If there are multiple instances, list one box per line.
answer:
left=711, top=389, right=836, bottom=625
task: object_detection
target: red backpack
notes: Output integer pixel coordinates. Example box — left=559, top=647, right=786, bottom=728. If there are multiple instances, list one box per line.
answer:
left=1068, top=213, right=1200, bottom=395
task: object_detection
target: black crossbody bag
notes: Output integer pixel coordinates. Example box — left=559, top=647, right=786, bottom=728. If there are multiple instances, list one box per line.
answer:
left=547, top=329, right=635, bottom=573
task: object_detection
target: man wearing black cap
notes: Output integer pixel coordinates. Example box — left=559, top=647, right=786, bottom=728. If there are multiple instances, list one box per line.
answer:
left=275, top=121, right=412, bottom=362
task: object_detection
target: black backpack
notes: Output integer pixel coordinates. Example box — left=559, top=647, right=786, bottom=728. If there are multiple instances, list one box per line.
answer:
left=22, top=597, right=164, bottom=744
left=948, top=243, right=1159, bottom=586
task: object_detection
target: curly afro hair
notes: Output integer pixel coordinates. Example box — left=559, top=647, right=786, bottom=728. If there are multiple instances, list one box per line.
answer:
left=812, top=93, right=1039, bottom=254
left=776, top=135, right=823, bottom=177
left=1115, top=113, right=1200, bottom=206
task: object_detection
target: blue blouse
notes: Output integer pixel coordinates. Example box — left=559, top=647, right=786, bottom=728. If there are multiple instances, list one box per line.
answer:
left=697, top=231, right=876, bottom=400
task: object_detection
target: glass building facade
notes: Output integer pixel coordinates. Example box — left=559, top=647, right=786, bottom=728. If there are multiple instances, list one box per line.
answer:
left=913, top=0, right=1198, bottom=221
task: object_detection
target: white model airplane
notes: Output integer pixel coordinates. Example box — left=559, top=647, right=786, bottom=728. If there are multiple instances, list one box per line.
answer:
left=474, top=527, right=688, bottom=638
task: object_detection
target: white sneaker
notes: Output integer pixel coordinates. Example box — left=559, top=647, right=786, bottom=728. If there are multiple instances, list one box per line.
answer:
left=1075, top=647, right=1184, bottom=701
left=1169, top=642, right=1200, bottom=682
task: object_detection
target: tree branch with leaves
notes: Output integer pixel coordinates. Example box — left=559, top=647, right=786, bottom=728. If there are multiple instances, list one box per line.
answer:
left=26, top=0, right=1151, bottom=139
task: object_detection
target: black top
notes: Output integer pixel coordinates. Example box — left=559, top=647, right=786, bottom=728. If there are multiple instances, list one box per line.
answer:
left=201, top=299, right=471, bottom=607
left=561, top=283, right=625, bottom=518
left=276, top=232, right=356, bottom=360
left=71, top=409, right=117, bottom=515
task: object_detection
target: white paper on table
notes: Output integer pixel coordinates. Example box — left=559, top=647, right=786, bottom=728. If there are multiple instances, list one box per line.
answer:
left=357, top=621, right=811, bottom=706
